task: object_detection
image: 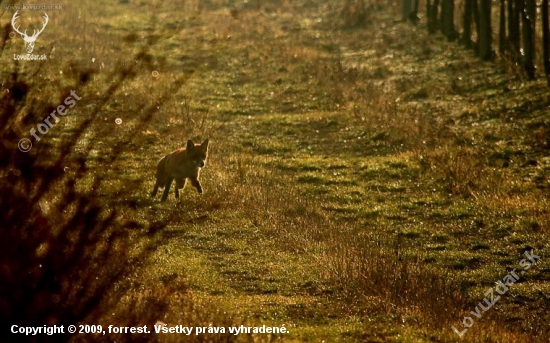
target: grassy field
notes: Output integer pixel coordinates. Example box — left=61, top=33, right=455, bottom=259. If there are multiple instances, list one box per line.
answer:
left=2, top=0, right=550, bottom=342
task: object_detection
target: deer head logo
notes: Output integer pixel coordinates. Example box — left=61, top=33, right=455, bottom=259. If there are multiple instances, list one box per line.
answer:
left=11, top=11, right=49, bottom=54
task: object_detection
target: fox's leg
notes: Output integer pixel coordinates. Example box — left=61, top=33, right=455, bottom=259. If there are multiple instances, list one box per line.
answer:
left=189, top=178, right=203, bottom=194
left=161, top=178, right=173, bottom=202
left=151, top=182, right=159, bottom=198
left=176, top=178, right=186, bottom=189
left=175, top=179, right=186, bottom=199
left=152, top=156, right=167, bottom=198
left=152, top=177, right=167, bottom=198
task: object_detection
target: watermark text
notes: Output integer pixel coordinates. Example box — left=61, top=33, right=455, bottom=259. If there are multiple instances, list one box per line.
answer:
left=18, top=90, right=82, bottom=152
left=451, top=250, right=541, bottom=337
left=3, top=4, right=63, bottom=10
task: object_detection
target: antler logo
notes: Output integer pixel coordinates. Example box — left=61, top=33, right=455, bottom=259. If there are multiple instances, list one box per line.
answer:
left=11, top=11, right=49, bottom=54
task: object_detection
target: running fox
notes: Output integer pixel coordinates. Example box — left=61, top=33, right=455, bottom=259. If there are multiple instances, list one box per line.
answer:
left=151, top=139, right=209, bottom=202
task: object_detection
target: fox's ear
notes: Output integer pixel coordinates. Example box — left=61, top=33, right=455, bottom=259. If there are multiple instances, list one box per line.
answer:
left=186, top=140, right=195, bottom=151
left=201, top=139, right=209, bottom=150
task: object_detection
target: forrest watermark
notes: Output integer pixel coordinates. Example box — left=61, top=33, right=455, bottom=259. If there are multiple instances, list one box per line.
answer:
left=18, top=90, right=82, bottom=152
left=451, top=250, right=541, bottom=337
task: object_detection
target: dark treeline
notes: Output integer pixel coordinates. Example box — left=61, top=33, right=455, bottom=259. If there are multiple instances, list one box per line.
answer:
left=402, top=0, right=550, bottom=85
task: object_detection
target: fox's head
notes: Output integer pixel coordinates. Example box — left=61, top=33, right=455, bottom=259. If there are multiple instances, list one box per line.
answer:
left=186, top=139, right=209, bottom=168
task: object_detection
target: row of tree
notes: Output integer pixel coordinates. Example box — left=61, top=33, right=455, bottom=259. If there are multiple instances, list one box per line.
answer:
left=403, top=0, right=550, bottom=85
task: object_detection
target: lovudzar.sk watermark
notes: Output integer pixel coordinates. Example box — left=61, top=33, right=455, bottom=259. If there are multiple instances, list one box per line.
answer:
left=13, top=54, right=47, bottom=61
left=11, top=10, right=49, bottom=58
left=3, top=4, right=63, bottom=10
left=18, top=90, right=82, bottom=152
left=451, top=250, right=541, bottom=337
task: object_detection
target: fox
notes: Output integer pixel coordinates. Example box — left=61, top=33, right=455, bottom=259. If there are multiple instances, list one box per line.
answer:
left=151, top=139, right=209, bottom=202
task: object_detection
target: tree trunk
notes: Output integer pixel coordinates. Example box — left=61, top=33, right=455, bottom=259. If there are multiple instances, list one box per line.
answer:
left=428, top=0, right=440, bottom=34
left=463, top=0, right=473, bottom=47
left=403, top=0, right=413, bottom=21
left=499, top=0, right=506, bottom=53
left=472, top=0, right=481, bottom=53
left=508, top=0, right=519, bottom=52
left=507, top=0, right=522, bottom=63
left=442, top=0, right=457, bottom=40
left=411, top=0, right=420, bottom=22
left=543, top=0, right=550, bottom=85
left=427, top=0, right=432, bottom=31
left=478, top=0, right=492, bottom=60
left=413, top=0, right=420, bottom=16
left=522, top=0, right=536, bottom=79
left=403, top=0, right=419, bottom=22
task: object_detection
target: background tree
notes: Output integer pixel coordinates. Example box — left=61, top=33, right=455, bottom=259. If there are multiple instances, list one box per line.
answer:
left=462, top=0, right=474, bottom=48
left=402, top=0, right=419, bottom=22
left=427, top=0, right=440, bottom=34
left=543, top=0, right=550, bottom=85
left=478, top=0, right=493, bottom=60
left=499, top=0, right=506, bottom=53
left=509, top=0, right=521, bottom=54
left=521, top=0, right=536, bottom=79
left=441, top=0, right=457, bottom=40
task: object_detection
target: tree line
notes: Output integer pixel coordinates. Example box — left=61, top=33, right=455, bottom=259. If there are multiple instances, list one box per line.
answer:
left=402, top=0, right=550, bottom=85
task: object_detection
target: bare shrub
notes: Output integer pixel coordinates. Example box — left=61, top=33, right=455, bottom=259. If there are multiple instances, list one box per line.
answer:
left=322, top=230, right=466, bottom=327
left=419, top=146, right=503, bottom=197
left=0, top=20, right=243, bottom=341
